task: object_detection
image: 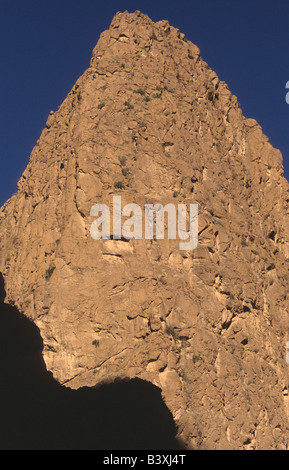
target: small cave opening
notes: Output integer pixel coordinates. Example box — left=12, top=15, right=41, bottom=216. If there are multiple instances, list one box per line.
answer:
left=0, top=273, right=184, bottom=450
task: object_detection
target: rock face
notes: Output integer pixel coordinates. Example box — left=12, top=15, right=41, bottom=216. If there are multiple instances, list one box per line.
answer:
left=1, top=10, right=289, bottom=450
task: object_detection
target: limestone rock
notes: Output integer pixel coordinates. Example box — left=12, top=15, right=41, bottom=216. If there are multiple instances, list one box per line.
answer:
left=1, top=10, right=289, bottom=450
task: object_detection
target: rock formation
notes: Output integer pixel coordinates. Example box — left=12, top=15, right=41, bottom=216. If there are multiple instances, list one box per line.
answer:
left=1, top=10, right=289, bottom=449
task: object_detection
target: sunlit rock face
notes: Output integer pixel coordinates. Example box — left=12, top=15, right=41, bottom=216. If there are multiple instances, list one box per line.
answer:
left=1, top=10, right=289, bottom=450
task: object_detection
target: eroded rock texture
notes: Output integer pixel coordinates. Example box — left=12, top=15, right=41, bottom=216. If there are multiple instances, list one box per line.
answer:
left=1, top=11, right=289, bottom=449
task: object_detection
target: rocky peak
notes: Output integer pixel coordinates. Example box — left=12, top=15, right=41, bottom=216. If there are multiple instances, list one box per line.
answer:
left=1, top=11, right=289, bottom=450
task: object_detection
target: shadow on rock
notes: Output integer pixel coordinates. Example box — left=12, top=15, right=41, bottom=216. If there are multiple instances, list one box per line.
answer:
left=0, top=273, right=185, bottom=450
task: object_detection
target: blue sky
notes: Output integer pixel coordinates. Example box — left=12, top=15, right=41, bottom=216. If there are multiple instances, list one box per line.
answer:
left=1, top=0, right=289, bottom=206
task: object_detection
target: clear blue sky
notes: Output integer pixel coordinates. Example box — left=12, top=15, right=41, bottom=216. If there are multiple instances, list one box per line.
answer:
left=1, top=0, right=289, bottom=206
